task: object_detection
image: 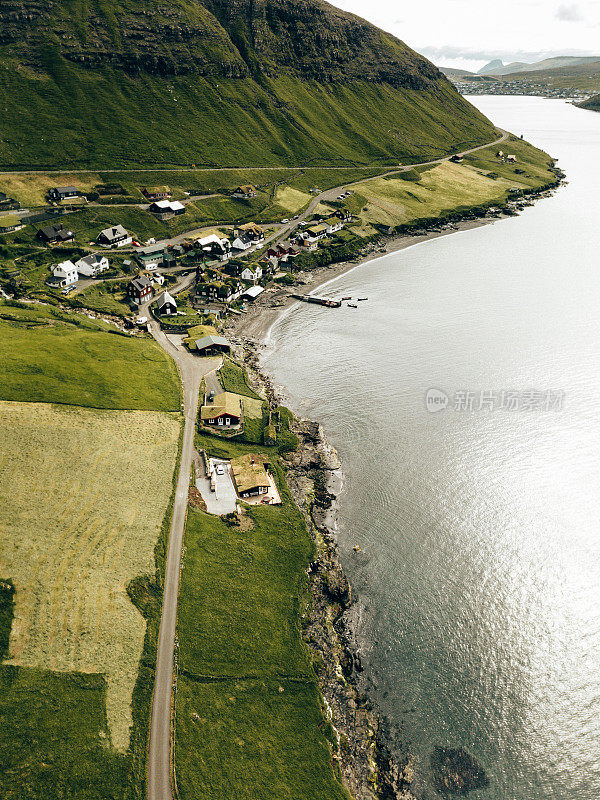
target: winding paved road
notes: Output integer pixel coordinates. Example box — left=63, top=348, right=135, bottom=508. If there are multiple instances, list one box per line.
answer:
left=144, top=128, right=510, bottom=800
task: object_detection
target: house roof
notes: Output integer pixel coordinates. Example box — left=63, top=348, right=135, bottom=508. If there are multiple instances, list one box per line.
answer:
left=53, top=260, right=77, bottom=275
left=139, top=244, right=167, bottom=256
left=131, top=275, right=152, bottom=292
left=197, top=234, right=223, bottom=247
left=200, top=392, right=242, bottom=421
left=235, top=185, right=256, bottom=194
left=54, top=186, right=77, bottom=194
left=308, top=223, right=328, bottom=234
left=195, top=335, right=231, bottom=351
left=156, top=290, right=176, bottom=309
left=76, top=253, right=105, bottom=268
left=38, top=224, right=61, bottom=237
left=143, top=186, right=170, bottom=194
left=242, top=286, right=264, bottom=299
left=231, top=453, right=270, bottom=494
left=170, top=201, right=185, bottom=212
left=235, top=234, right=254, bottom=246
left=99, top=225, right=128, bottom=240
left=151, top=200, right=172, bottom=210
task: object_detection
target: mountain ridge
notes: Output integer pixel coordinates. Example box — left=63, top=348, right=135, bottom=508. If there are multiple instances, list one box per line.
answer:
left=0, top=0, right=498, bottom=168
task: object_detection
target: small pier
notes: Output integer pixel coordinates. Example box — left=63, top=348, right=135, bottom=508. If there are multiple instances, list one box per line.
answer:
left=292, top=294, right=342, bottom=308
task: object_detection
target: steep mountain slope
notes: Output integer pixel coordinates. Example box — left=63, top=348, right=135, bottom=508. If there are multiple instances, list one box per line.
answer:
left=0, top=0, right=497, bottom=168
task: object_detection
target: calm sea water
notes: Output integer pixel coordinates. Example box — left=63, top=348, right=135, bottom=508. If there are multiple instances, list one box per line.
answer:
left=262, top=96, right=600, bottom=800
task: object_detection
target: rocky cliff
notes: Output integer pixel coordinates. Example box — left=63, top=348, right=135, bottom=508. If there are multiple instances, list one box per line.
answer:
left=0, top=0, right=497, bottom=168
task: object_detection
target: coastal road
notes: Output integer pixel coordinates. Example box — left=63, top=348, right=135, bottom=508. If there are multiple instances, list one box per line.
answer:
left=262, top=130, right=510, bottom=249
left=145, top=315, right=219, bottom=800
left=143, top=128, right=510, bottom=800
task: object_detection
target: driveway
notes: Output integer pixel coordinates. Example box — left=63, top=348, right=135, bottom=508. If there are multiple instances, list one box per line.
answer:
left=203, top=367, right=223, bottom=399
left=196, top=458, right=237, bottom=515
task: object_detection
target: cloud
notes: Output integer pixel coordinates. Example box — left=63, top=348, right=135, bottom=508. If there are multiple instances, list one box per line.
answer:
left=556, top=3, right=583, bottom=21
left=419, top=44, right=596, bottom=64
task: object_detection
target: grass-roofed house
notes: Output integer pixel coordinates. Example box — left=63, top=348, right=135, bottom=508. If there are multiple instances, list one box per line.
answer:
left=194, top=335, right=231, bottom=356
left=200, top=392, right=242, bottom=429
left=230, top=453, right=272, bottom=500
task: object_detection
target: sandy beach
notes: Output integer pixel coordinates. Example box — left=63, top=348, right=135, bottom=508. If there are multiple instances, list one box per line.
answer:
left=224, top=214, right=514, bottom=344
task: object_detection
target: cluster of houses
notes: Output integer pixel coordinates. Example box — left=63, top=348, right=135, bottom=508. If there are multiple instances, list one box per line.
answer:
left=48, top=252, right=110, bottom=289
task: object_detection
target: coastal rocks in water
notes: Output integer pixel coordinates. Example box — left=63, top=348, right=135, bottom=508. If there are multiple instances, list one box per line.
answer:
left=430, top=746, right=489, bottom=795
left=324, top=563, right=351, bottom=608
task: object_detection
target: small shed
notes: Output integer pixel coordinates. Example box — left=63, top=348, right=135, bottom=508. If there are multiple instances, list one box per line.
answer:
left=195, top=335, right=231, bottom=356
left=241, top=286, right=264, bottom=301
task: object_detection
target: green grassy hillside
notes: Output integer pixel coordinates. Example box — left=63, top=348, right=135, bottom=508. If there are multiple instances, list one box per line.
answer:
left=0, top=0, right=498, bottom=168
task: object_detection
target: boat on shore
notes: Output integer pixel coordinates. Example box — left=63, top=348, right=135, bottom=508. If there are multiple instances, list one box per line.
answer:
left=347, top=303, right=358, bottom=308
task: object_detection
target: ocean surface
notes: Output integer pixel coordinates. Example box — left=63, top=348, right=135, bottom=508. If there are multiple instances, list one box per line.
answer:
left=262, top=96, right=600, bottom=800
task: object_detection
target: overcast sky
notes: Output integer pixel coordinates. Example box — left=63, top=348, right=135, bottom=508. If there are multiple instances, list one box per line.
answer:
left=331, top=0, right=600, bottom=70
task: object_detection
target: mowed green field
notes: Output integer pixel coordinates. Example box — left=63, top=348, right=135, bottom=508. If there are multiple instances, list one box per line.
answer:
left=175, top=446, right=349, bottom=800
left=354, top=136, right=557, bottom=232
left=0, top=401, right=180, bottom=749
left=0, top=305, right=182, bottom=797
left=0, top=317, right=180, bottom=410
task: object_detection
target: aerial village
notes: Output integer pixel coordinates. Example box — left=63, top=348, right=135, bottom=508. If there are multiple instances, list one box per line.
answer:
left=0, top=143, right=536, bottom=505
left=0, top=179, right=361, bottom=507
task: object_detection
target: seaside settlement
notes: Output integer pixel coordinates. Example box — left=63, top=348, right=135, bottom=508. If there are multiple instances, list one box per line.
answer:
left=0, top=142, right=563, bottom=800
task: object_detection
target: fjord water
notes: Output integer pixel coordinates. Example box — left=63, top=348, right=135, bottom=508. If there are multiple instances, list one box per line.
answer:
left=262, top=97, right=600, bottom=800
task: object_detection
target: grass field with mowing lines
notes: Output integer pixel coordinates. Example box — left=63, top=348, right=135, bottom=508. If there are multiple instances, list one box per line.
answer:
left=354, top=136, right=557, bottom=229
left=0, top=401, right=181, bottom=750
left=0, top=316, right=180, bottom=410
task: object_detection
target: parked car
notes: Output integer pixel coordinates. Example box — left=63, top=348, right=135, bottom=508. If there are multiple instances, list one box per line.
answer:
left=281, top=218, right=290, bottom=224
left=215, top=464, right=225, bottom=475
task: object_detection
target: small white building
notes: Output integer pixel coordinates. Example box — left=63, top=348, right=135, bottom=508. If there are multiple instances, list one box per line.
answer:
left=232, top=234, right=254, bottom=251
left=52, top=260, right=78, bottom=287
left=240, top=265, right=262, bottom=283
left=75, top=253, right=109, bottom=277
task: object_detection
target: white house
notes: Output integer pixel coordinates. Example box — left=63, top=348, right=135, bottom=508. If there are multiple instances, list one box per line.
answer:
left=97, top=225, right=132, bottom=248
left=75, top=253, right=109, bottom=277
left=240, top=264, right=262, bottom=283
left=325, top=218, right=344, bottom=234
left=156, top=290, right=177, bottom=315
left=232, top=234, right=254, bottom=251
left=196, top=234, right=231, bottom=262
left=52, top=260, right=78, bottom=287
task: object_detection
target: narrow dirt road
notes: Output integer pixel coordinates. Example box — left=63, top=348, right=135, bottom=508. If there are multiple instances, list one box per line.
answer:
left=145, top=321, right=219, bottom=800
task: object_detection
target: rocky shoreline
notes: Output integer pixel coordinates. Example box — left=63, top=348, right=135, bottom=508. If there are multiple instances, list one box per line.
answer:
left=227, top=171, right=567, bottom=799
left=241, top=344, right=415, bottom=800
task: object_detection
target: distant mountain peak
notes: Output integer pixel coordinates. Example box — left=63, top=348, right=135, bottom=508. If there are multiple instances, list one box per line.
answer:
left=478, top=59, right=504, bottom=74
